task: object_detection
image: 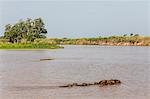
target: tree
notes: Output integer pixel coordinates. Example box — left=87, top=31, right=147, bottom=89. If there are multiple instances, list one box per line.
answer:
left=3, top=18, right=47, bottom=43
left=130, top=33, right=133, bottom=36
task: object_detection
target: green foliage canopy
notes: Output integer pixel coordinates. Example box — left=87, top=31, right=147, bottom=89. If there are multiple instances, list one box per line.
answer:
left=4, top=18, right=47, bottom=43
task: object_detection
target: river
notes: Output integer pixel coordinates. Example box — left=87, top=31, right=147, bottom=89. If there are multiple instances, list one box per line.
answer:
left=0, top=45, right=149, bottom=99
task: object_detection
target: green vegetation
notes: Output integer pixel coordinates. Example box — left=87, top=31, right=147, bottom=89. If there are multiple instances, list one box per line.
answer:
left=1, top=34, right=149, bottom=48
left=0, top=43, right=63, bottom=49
left=3, top=18, right=47, bottom=43
left=0, top=18, right=62, bottom=49
left=42, top=35, right=150, bottom=46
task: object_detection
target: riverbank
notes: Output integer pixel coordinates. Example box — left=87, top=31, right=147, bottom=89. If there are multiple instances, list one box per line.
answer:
left=0, top=36, right=149, bottom=48
left=37, top=36, right=150, bottom=46
left=0, top=43, right=63, bottom=49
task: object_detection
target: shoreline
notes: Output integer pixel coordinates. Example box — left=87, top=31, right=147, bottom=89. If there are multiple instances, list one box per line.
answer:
left=0, top=45, right=149, bottom=50
left=44, top=36, right=150, bottom=46
left=0, top=36, right=150, bottom=48
left=0, top=43, right=64, bottom=49
left=0, top=48, right=62, bottom=50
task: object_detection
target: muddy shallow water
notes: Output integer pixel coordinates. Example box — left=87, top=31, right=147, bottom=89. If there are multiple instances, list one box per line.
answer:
left=0, top=45, right=149, bottom=99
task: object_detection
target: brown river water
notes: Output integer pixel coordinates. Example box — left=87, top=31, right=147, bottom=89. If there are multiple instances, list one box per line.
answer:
left=0, top=45, right=149, bottom=99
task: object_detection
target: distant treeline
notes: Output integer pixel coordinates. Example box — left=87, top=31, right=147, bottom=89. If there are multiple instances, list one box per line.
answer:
left=32, top=35, right=150, bottom=46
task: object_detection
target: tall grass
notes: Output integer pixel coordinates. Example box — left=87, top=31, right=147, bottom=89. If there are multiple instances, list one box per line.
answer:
left=44, top=36, right=150, bottom=46
left=0, top=43, right=63, bottom=49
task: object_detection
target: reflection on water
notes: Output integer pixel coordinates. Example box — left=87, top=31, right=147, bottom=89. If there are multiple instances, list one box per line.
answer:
left=0, top=45, right=149, bottom=99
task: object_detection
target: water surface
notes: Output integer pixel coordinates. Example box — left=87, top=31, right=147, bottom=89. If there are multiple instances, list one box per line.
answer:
left=0, top=45, right=149, bottom=99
